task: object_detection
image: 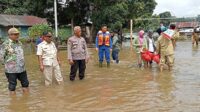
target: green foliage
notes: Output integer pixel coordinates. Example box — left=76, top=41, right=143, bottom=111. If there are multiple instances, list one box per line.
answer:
left=1, top=0, right=159, bottom=35
left=91, top=2, right=128, bottom=31
left=0, top=0, right=29, bottom=14
left=28, top=24, right=52, bottom=39
left=58, top=27, right=72, bottom=41
left=159, top=11, right=172, bottom=26
left=134, top=14, right=161, bottom=31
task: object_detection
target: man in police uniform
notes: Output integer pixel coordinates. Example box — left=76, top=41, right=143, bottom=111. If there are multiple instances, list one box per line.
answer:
left=67, top=26, right=89, bottom=81
left=95, top=24, right=112, bottom=67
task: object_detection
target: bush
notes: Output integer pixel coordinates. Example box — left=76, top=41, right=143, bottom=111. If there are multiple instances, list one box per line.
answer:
left=58, top=26, right=72, bottom=41
left=28, top=24, right=53, bottom=39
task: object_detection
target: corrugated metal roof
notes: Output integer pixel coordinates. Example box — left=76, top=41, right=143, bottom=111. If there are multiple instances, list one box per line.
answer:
left=176, top=22, right=199, bottom=28
left=0, top=14, right=47, bottom=26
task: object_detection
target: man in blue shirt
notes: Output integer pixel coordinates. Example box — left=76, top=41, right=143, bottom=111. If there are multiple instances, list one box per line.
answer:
left=95, top=25, right=112, bottom=67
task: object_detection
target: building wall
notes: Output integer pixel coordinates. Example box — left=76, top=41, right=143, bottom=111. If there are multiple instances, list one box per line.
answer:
left=0, top=26, right=7, bottom=39
left=19, top=26, right=29, bottom=38
left=0, top=26, right=29, bottom=39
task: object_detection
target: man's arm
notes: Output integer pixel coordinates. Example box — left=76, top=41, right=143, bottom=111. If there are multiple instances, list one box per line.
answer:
left=84, top=39, right=90, bottom=63
left=67, top=39, right=74, bottom=65
left=112, top=36, right=117, bottom=47
left=36, top=45, right=44, bottom=72
left=156, top=39, right=160, bottom=54
left=0, top=44, right=6, bottom=64
left=95, top=36, right=99, bottom=49
left=109, top=35, right=112, bottom=49
left=37, top=55, right=44, bottom=72
left=57, top=56, right=61, bottom=65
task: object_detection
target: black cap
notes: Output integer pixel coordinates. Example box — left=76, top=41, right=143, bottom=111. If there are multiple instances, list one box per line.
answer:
left=101, top=24, right=107, bottom=28
left=170, top=24, right=176, bottom=30
left=43, top=31, right=52, bottom=36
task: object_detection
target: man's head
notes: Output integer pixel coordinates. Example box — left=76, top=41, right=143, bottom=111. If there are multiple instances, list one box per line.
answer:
left=160, top=23, right=164, bottom=27
left=101, top=24, right=108, bottom=33
left=170, top=24, right=176, bottom=30
left=74, top=26, right=82, bottom=37
left=148, top=30, right=153, bottom=38
left=43, top=31, right=53, bottom=43
left=8, top=27, right=20, bottom=41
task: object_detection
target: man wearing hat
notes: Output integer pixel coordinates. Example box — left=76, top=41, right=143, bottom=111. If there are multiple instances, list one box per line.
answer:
left=156, top=24, right=179, bottom=72
left=37, top=31, right=63, bottom=86
left=0, top=27, right=29, bottom=95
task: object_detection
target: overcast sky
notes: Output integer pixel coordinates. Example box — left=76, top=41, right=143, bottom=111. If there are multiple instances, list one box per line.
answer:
left=154, top=0, right=200, bottom=17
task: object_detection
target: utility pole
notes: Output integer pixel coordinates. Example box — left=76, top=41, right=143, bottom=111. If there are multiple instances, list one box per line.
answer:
left=54, top=0, right=58, bottom=38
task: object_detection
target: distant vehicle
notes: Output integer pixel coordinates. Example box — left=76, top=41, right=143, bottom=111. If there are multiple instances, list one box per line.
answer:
left=122, top=33, right=138, bottom=40
left=194, top=26, right=200, bottom=33
left=179, top=29, right=194, bottom=33
left=122, top=32, right=160, bottom=41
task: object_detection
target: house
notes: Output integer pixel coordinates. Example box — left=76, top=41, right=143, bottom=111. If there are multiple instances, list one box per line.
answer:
left=0, top=14, right=47, bottom=39
left=172, top=22, right=200, bottom=37
left=175, top=21, right=199, bottom=29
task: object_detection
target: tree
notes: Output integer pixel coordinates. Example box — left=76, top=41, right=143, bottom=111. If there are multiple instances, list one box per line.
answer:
left=0, top=0, right=29, bottom=14
left=91, top=1, right=128, bottom=31
left=0, top=0, right=158, bottom=42
left=159, top=11, right=172, bottom=26
left=28, top=24, right=52, bottom=39
left=196, top=15, right=200, bottom=22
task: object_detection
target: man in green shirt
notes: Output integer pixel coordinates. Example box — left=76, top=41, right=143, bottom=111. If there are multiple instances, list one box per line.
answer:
left=112, top=31, right=121, bottom=64
left=133, top=30, right=148, bottom=68
left=0, top=28, right=29, bottom=95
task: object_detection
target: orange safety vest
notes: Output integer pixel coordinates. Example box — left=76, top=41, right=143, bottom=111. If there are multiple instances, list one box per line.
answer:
left=98, top=33, right=110, bottom=46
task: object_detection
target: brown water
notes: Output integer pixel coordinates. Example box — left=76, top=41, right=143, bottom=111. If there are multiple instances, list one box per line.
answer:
left=0, top=41, right=200, bottom=112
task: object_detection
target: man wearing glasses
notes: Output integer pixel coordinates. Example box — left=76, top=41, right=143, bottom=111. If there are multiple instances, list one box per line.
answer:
left=37, top=31, right=63, bottom=86
left=0, top=27, right=29, bottom=95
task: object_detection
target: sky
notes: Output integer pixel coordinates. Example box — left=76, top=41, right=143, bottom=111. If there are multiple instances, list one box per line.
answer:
left=154, top=0, right=200, bottom=17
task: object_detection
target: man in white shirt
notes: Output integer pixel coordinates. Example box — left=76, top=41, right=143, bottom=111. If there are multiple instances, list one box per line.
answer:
left=147, top=30, right=156, bottom=67
left=37, top=31, right=63, bottom=86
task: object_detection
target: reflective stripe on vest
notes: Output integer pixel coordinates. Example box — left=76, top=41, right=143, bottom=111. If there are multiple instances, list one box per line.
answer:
left=98, top=34, right=110, bottom=46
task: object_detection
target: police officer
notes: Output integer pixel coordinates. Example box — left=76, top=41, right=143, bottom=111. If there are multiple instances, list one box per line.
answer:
left=95, top=24, right=112, bottom=67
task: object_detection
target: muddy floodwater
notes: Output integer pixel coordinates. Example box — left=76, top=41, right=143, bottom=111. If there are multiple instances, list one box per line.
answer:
left=0, top=41, right=200, bottom=112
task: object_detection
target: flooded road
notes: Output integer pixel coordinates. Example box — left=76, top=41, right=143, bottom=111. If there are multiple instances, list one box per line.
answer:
left=0, top=41, right=200, bottom=112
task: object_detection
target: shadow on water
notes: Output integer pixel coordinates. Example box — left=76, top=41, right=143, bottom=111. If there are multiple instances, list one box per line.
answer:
left=0, top=41, right=200, bottom=112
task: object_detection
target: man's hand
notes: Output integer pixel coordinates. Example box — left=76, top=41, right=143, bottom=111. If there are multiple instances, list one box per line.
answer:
left=58, top=60, right=61, bottom=66
left=69, top=60, right=74, bottom=65
left=95, top=48, right=98, bottom=51
left=40, top=64, right=44, bottom=72
left=86, top=58, right=89, bottom=63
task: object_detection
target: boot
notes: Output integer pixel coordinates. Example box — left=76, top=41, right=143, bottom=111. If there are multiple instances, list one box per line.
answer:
left=107, top=62, right=110, bottom=68
left=99, top=62, right=103, bottom=67
left=138, top=63, right=142, bottom=68
left=116, top=60, right=119, bottom=64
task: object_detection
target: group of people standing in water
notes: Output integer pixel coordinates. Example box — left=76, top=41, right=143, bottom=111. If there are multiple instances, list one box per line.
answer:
left=2, top=23, right=200, bottom=95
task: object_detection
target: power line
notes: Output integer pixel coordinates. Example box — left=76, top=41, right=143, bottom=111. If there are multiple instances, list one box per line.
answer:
left=134, top=17, right=197, bottom=21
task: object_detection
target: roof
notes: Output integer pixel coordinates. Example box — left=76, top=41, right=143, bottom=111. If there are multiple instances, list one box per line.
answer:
left=175, top=22, right=199, bottom=28
left=0, top=14, right=47, bottom=26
